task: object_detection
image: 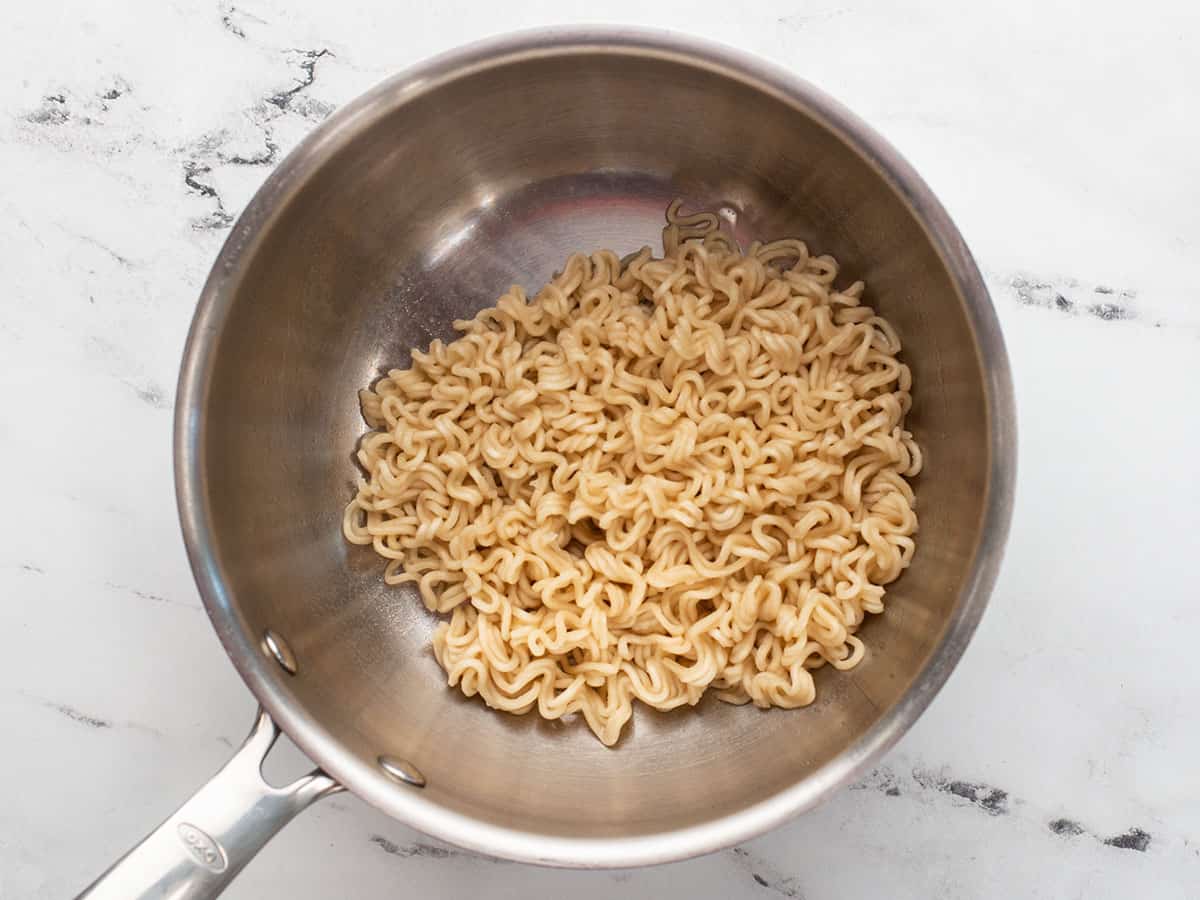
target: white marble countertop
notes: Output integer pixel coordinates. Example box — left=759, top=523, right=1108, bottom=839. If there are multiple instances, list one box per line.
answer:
left=3, top=1, right=1198, bottom=897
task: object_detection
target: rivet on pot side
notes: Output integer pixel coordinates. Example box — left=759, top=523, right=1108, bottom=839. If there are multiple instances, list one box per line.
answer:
left=379, top=755, right=426, bottom=788
left=261, top=629, right=298, bottom=675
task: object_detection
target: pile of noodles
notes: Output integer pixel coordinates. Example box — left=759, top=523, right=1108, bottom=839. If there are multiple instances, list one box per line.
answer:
left=344, top=202, right=921, bottom=745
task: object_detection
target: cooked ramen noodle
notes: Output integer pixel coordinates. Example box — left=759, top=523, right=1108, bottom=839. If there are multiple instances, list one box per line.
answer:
left=344, top=202, right=922, bottom=745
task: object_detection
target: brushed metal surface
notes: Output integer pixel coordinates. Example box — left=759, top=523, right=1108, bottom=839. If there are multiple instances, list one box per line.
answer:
left=174, top=27, right=1016, bottom=868
left=76, top=709, right=340, bottom=899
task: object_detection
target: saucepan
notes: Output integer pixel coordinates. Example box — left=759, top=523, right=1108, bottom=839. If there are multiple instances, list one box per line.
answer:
left=77, top=27, right=1015, bottom=899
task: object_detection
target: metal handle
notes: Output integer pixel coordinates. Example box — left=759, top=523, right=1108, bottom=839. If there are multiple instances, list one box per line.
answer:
left=76, top=707, right=342, bottom=900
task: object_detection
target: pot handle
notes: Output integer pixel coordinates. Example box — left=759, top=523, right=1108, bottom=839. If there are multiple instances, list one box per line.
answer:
left=75, top=707, right=342, bottom=900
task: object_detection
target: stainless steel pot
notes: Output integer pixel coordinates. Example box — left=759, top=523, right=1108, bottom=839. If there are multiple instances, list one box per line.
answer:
left=78, top=27, right=1015, bottom=899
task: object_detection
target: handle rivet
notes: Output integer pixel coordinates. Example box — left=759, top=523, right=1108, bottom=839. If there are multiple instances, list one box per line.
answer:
left=262, top=629, right=298, bottom=675
left=379, top=755, right=426, bottom=788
